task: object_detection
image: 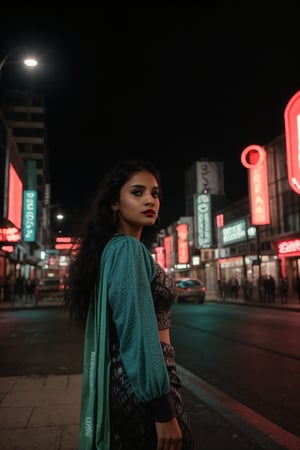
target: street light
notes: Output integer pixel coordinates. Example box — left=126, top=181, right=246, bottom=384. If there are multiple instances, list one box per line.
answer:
left=36, top=204, right=65, bottom=248
left=0, top=47, right=39, bottom=76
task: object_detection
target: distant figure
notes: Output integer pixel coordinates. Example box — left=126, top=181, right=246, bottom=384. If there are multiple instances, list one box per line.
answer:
left=230, top=277, right=239, bottom=299
left=279, top=277, right=288, bottom=304
left=15, top=276, right=25, bottom=302
left=25, top=279, right=36, bottom=303
left=296, top=276, right=300, bottom=304
left=218, top=278, right=226, bottom=300
left=243, top=279, right=253, bottom=301
left=3, top=277, right=11, bottom=302
left=268, top=276, right=275, bottom=303
left=264, top=275, right=275, bottom=303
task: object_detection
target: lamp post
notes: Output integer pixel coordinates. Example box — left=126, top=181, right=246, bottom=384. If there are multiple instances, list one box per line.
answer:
left=0, top=47, right=38, bottom=77
left=37, top=204, right=64, bottom=247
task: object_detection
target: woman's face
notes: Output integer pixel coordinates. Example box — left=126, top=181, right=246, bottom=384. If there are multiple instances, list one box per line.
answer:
left=114, top=170, right=160, bottom=237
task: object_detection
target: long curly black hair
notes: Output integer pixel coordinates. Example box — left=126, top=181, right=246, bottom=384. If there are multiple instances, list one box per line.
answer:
left=64, top=159, right=161, bottom=329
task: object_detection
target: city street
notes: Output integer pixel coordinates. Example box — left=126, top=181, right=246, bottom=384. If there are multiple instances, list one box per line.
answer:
left=0, top=301, right=300, bottom=449
left=171, top=302, right=300, bottom=439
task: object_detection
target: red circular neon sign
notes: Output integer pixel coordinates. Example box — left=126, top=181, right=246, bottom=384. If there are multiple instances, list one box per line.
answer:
left=241, top=145, right=266, bottom=169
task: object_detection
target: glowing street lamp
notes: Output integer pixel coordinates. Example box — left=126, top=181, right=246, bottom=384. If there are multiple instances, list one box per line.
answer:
left=0, top=47, right=39, bottom=76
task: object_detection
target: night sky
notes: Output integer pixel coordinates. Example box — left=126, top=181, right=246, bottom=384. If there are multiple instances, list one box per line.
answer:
left=1, top=7, right=300, bottom=231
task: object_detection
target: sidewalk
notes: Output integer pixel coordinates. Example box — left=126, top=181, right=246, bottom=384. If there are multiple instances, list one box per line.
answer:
left=0, top=370, right=296, bottom=450
left=0, top=298, right=300, bottom=449
left=1, top=293, right=300, bottom=312
left=0, top=296, right=65, bottom=311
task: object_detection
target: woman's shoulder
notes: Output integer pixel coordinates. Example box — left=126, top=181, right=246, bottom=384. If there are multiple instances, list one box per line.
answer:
left=102, top=234, right=155, bottom=275
left=109, top=233, right=141, bottom=247
left=104, top=234, right=150, bottom=257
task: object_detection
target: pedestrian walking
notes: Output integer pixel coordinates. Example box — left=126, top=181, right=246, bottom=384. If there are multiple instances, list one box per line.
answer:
left=64, top=159, right=195, bottom=450
left=279, top=276, right=288, bottom=304
left=3, top=277, right=12, bottom=302
left=296, top=276, right=300, bottom=304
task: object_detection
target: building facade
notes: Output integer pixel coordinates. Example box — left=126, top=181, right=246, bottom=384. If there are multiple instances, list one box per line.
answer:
left=0, top=90, right=68, bottom=302
left=156, top=136, right=300, bottom=304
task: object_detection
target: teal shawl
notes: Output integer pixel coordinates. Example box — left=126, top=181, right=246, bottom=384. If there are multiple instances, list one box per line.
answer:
left=78, top=235, right=171, bottom=449
left=78, top=249, right=111, bottom=449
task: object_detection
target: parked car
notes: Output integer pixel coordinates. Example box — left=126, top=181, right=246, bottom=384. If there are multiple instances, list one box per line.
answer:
left=175, top=278, right=206, bottom=304
left=35, top=277, right=65, bottom=300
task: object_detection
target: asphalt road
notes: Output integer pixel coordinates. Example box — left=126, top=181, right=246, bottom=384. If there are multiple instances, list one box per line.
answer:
left=1, top=302, right=300, bottom=449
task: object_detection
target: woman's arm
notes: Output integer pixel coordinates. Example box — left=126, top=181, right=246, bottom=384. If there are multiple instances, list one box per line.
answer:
left=103, top=235, right=174, bottom=420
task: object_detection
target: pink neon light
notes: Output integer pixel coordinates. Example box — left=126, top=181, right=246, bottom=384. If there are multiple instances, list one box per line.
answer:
left=155, top=246, right=166, bottom=268
left=284, top=91, right=300, bottom=194
left=216, top=214, right=224, bottom=228
left=277, top=239, right=300, bottom=256
left=8, top=164, right=22, bottom=229
left=176, top=223, right=189, bottom=264
left=241, top=145, right=270, bottom=225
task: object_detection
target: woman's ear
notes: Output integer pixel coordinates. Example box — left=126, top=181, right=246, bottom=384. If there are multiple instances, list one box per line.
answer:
left=111, top=203, right=119, bottom=225
left=111, top=203, right=119, bottom=213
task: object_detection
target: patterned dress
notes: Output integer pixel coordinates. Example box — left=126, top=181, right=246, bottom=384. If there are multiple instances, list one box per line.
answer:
left=109, top=259, right=195, bottom=449
left=79, top=235, right=195, bottom=450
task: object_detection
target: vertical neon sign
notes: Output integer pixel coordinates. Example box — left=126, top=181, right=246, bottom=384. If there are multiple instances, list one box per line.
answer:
left=22, top=190, right=37, bottom=242
left=164, top=236, right=172, bottom=269
left=241, top=145, right=270, bottom=225
left=8, top=163, right=23, bottom=229
left=176, top=223, right=189, bottom=264
left=284, top=90, right=300, bottom=194
left=155, top=246, right=166, bottom=268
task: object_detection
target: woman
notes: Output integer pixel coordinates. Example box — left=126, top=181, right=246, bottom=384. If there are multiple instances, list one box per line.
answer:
left=64, top=159, right=195, bottom=450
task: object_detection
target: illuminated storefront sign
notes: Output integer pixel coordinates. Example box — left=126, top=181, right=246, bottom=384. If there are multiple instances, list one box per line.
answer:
left=22, top=190, right=37, bottom=242
left=216, top=214, right=224, bottom=228
left=221, top=220, right=256, bottom=245
left=284, top=91, right=300, bottom=194
left=55, top=236, right=79, bottom=254
left=222, top=220, right=247, bottom=245
left=1, top=246, right=14, bottom=253
left=0, top=227, right=21, bottom=243
left=277, top=239, right=300, bottom=257
left=195, top=193, right=212, bottom=248
left=163, top=235, right=172, bottom=269
left=176, top=223, right=189, bottom=264
left=155, top=246, right=165, bottom=268
left=8, top=163, right=23, bottom=229
left=241, top=145, right=270, bottom=225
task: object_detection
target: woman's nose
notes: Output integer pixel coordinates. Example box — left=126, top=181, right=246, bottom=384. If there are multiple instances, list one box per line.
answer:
left=145, top=193, right=155, bottom=205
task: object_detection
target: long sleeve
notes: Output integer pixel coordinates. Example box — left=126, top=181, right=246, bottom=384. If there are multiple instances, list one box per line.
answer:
left=102, top=235, right=172, bottom=404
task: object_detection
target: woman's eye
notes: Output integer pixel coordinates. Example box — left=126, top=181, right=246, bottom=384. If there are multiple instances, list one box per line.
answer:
left=132, top=190, right=142, bottom=196
left=152, top=192, right=160, bottom=198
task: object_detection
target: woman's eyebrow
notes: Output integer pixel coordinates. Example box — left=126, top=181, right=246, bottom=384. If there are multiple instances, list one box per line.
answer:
left=129, top=184, right=159, bottom=189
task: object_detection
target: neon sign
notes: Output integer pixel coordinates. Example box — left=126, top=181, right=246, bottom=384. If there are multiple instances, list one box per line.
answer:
left=284, top=91, right=300, bottom=194
left=22, top=190, right=37, bottom=242
left=176, top=223, right=189, bottom=264
left=155, top=246, right=165, bottom=268
left=195, top=193, right=212, bottom=248
left=8, top=163, right=22, bottom=229
left=241, top=145, right=270, bottom=225
left=0, top=227, right=21, bottom=242
left=222, top=220, right=247, bottom=245
left=277, top=239, right=300, bottom=256
left=163, top=236, right=172, bottom=269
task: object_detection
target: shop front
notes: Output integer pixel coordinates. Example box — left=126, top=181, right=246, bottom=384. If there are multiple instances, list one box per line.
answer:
left=276, top=237, right=300, bottom=302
